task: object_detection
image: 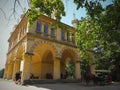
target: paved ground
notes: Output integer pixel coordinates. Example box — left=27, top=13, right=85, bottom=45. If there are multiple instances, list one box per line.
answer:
left=0, top=79, right=120, bottom=90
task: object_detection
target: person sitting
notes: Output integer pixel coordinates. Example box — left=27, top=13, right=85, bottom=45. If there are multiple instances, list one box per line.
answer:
left=46, top=73, right=53, bottom=79
left=15, top=71, right=21, bottom=84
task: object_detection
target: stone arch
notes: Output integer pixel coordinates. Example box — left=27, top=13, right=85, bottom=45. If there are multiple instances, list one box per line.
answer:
left=60, top=48, right=78, bottom=79
left=31, top=43, right=56, bottom=79
left=32, top=43, right=56, bottom=61
left=29, top=40, right=57, bottom=56
left=41, top=50, right=54, bottom=79
left=60, top=47, right=78, bottom=61
left=12, top=44, right=25, bottom=78
left=42, top=50, right=54, bottom=61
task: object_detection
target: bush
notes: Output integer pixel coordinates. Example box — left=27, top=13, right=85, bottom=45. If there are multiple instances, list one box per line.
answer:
left=0, top=68, right=4, bottom=78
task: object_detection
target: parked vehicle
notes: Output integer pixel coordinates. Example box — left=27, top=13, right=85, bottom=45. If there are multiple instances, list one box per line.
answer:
left=95, top=70, right=112, bottom=85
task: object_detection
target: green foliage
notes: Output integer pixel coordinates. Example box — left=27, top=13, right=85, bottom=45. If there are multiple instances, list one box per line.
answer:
left=27, top=0, right=65, bottom=25
left=74, top=0, right=105, bottom=17
left=65, top=61, right=74, bottom=79
left=75, top=0, right=120, bottom=78
left=75, top=17, right=99, bottom=60
left=0, top=68, right=4, bottom=78
left=80, top=59, right=90, bottom=73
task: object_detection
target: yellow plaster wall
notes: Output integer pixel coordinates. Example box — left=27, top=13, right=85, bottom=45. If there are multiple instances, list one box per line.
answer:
left=31, top=44, right=55, bottom=79
left=31, top=62, right=41, bottom=78
left=53, top=58, right=60, bottom=79
left=41, top=63, right=53, bottom=79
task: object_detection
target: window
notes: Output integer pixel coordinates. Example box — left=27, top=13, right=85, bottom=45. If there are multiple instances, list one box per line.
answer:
left=67, top=32, right=70, bottom=41
left=50, top=28, right=55, bottom=36
left=61, top=30, right=65, bottom=40
left=36, top=22, right=41, bottom=32
left=44, top=24, right=48, bottom=34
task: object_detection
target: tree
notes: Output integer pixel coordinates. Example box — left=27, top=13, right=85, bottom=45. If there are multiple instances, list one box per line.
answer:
left=74, top=0, right=120, bottom=81
left=27, top=0, right=65, bottom=25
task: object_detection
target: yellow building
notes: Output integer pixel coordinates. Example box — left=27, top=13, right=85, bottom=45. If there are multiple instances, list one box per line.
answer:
left=4, top=13, right=81, bottom=83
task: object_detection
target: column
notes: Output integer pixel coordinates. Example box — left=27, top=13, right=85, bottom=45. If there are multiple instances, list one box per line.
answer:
left=26, top=21, right=30, bottom=33
left=3, top=64, right=8, bottom=79
left=90, top=64, right=96, bottom=75
left=56, top=28, right=61, bottom=41
left=75, top=61, right=81, bottom=80
left=12, top=59, right=21, bottom=79
left=53, top=57, right=60, bottom=80
left=39, top=61, right=42, bottom=79
left=7, top=63, right=10, bottom=79
left=88, top=51, right=96, bottom=75
left=7, top=62, right=14, bottom=79
left=21, top=53, right=33, bottom=84
left=41, top=22, right=44, bottom=36
left=64, top=32, right=67, bottom=41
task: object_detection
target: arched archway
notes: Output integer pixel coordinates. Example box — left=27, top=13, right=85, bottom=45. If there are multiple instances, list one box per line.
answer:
left=61, top=49, right=77, bottom=79
left=13, top=45, right=25, bottom=79
left=41, top=50, right=54, bottom=79
left=31, top=44, right=56, bottom=79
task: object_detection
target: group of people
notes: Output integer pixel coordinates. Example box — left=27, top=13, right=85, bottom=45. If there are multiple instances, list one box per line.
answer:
left=14, top=71, right=22, bottom=84
left=13, top=71, right=112, bottom=85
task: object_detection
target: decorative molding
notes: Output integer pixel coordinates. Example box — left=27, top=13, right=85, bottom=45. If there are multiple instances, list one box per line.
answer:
left=27, top=37, right=79, bottom=61
left=27, top=37, right=35, bottom=41
left=25, top=52, right=34, bottom=55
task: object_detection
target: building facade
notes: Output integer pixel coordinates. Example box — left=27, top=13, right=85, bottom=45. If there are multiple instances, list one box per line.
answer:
left=4, top=14, right=81, bottom=83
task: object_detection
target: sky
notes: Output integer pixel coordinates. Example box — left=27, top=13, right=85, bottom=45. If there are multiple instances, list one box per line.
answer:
left=0, top=0, right=29, bottom=69
left=0, top=0, right=112, bottom=70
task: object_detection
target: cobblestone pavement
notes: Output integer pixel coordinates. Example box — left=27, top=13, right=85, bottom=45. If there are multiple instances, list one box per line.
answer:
left=0, top=79, right=120, bottom=90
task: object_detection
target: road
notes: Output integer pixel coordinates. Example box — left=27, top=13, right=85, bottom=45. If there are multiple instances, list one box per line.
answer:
left=0, top=79, right=120, bottom=90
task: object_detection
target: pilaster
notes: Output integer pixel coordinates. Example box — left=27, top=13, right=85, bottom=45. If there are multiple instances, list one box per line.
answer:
left=12, top=59, right=21, bottom=79
left=53, top=57, right=60, bottom=80
left=21, top=53, right=33, bottom=84
left=90, top=64, right=96, bottom=75
left=3, top=64, right=8, bottom=79
left=7, top=62, right=14, bottom=79
left=64, top=32, right=67, bottom=41
left=56, top=28, right=61, bottom=41
left=75, top=61, right=81, bottom=79
left=88, top=51, right=96, bottom=75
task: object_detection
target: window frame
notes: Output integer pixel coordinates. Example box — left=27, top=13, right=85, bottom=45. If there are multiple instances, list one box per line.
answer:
left=50, top=28, right=55, bottom=37
left=44, top=24, right=48, bottom=35
left=61, top=30, right=65, bottom=40
left=36, top=21, right=41, bottom=32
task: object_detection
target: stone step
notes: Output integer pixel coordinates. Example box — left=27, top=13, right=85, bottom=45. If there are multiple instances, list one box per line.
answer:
left=23, top=79, right=81, bottom=85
